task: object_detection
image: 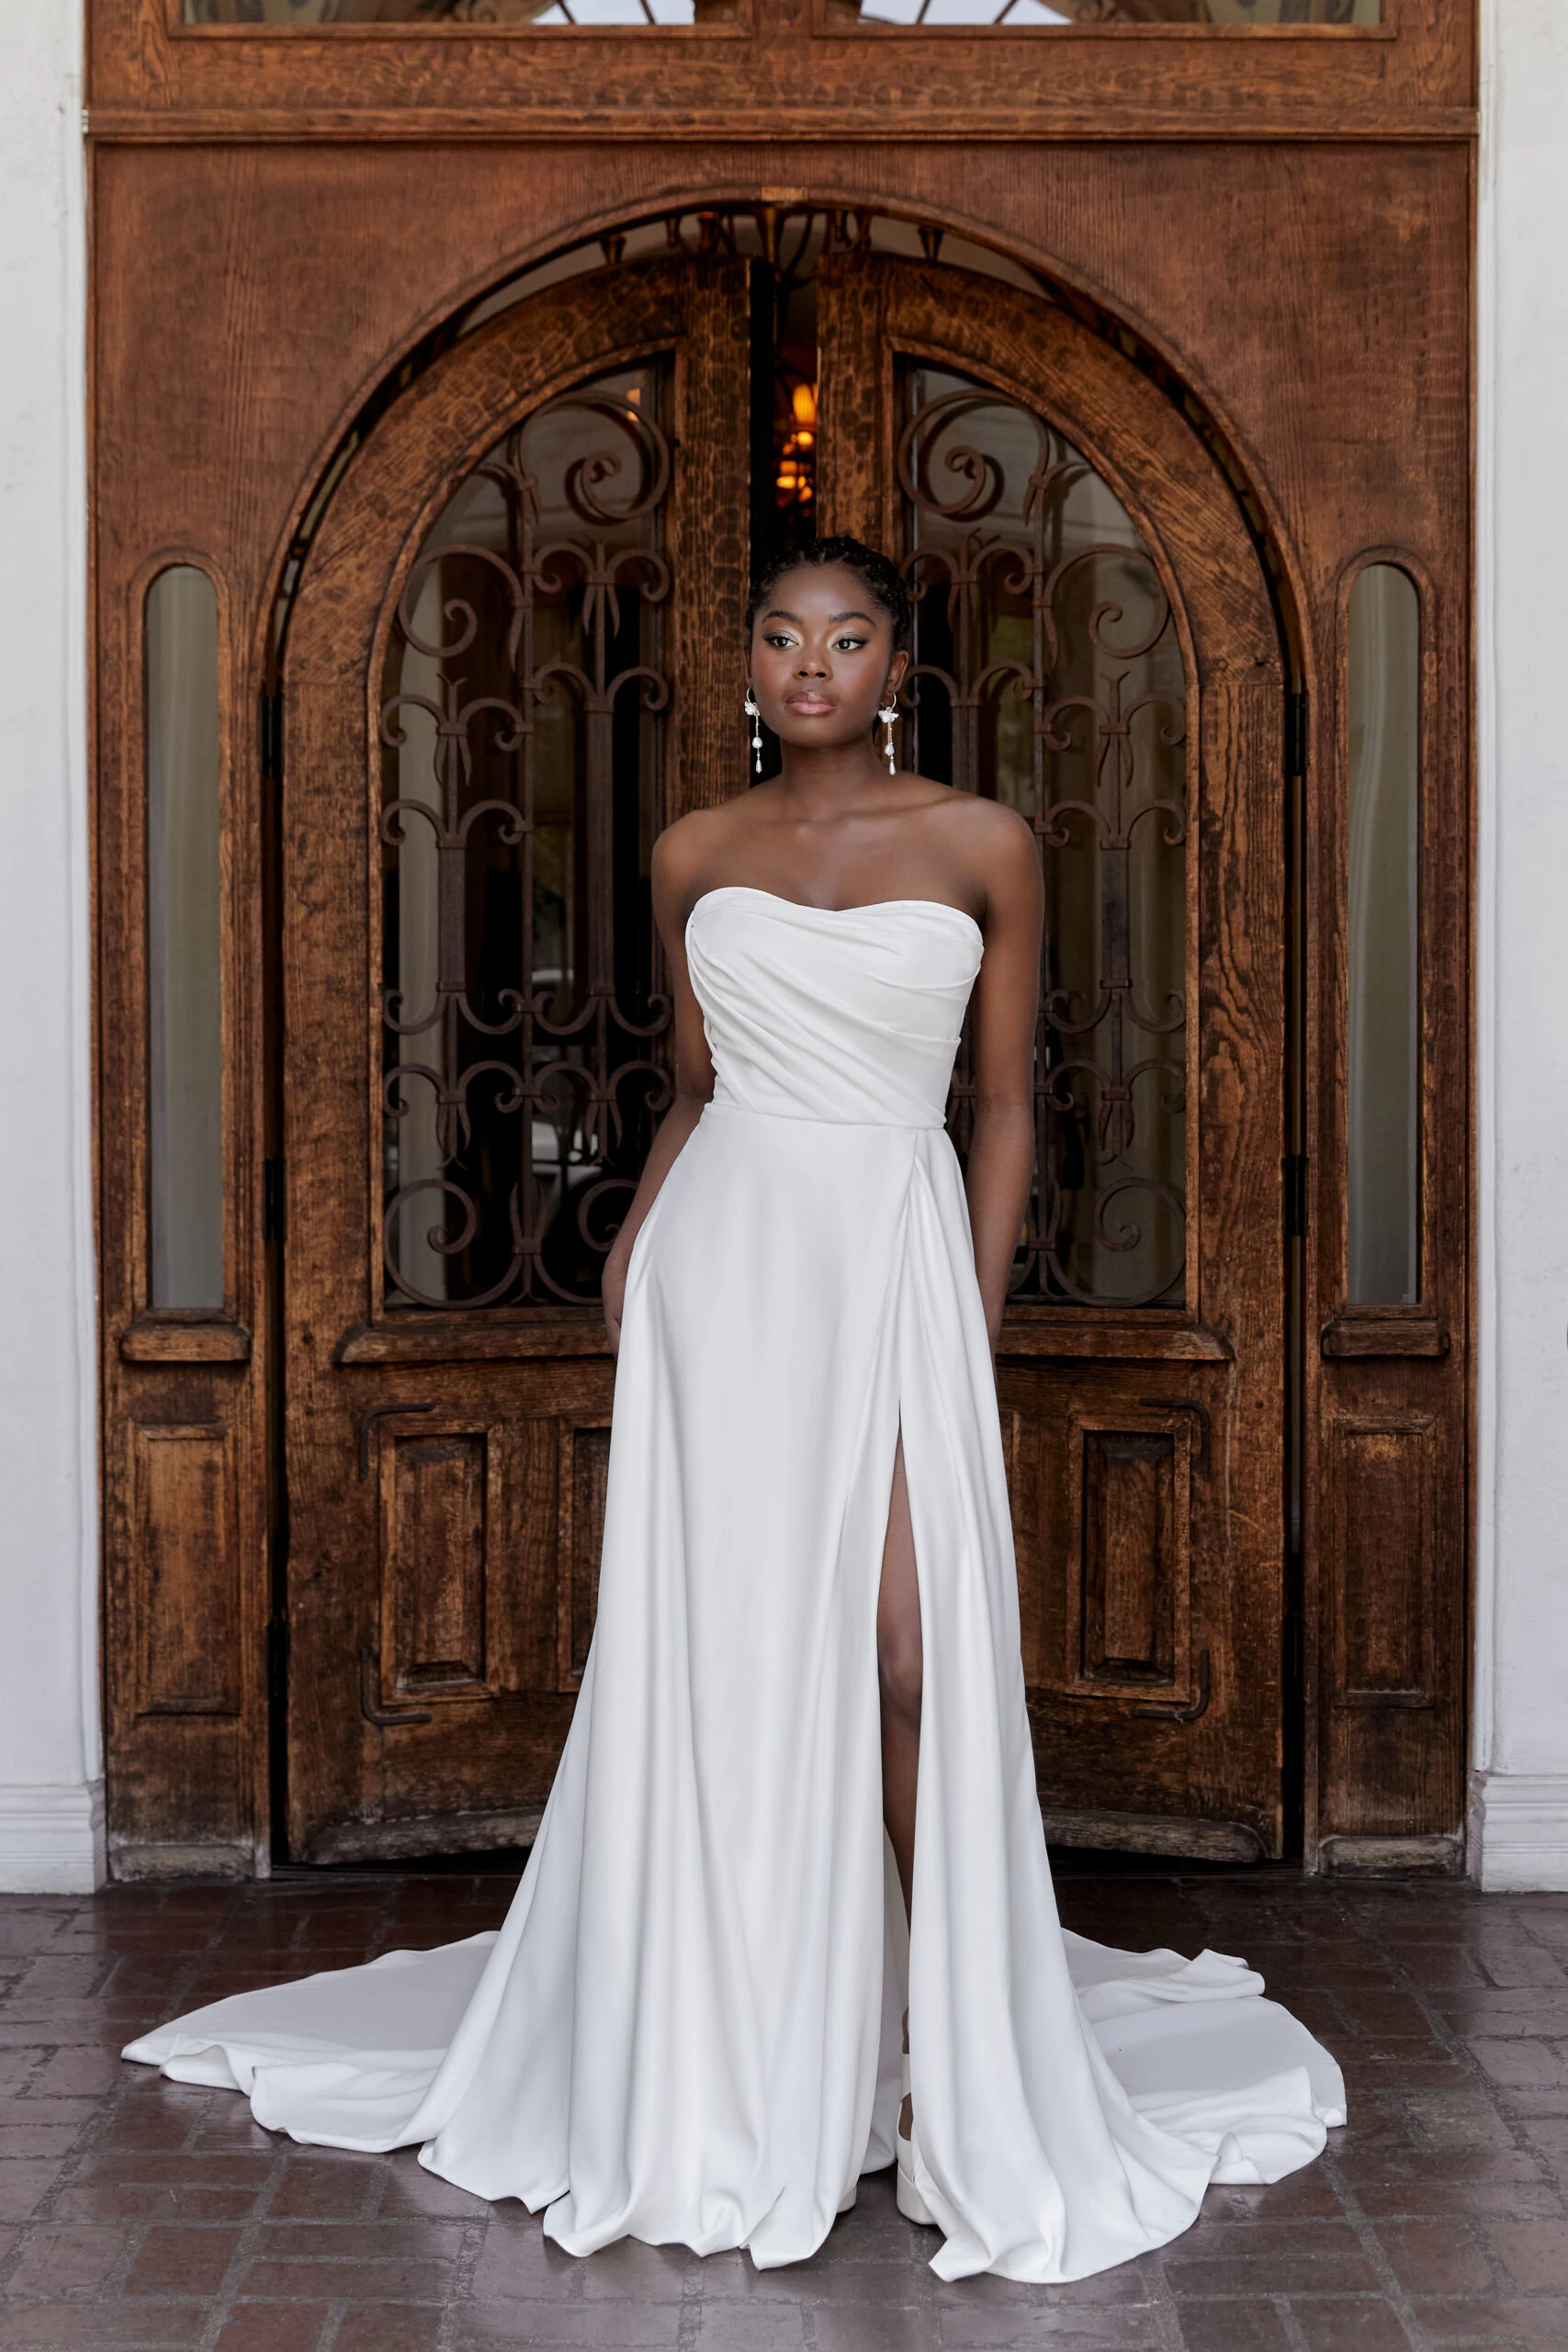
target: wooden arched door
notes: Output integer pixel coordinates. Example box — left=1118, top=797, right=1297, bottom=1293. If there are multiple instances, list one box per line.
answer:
left=281, top=260, right=749, bottom=1860
left=818, top=254, right=1289, bottom=1860
left=280, top=243, right=1286, bottom=1867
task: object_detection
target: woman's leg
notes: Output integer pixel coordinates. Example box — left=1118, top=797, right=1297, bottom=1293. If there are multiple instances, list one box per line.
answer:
left=877, top=1430, right=922, bottom=1924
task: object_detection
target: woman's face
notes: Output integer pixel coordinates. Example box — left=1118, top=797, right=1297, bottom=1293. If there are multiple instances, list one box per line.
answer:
left=748, top=562, right=908, bottom=754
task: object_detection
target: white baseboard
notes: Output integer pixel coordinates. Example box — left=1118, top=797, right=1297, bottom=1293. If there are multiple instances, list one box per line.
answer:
left=0, top=1781, right=106, bottom=1893
left=1470, top=1771, right=1568, bottom=1891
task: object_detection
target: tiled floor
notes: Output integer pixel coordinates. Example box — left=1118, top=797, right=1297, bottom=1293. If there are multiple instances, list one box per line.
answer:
left=1, top=1865, right=1566, bottom=2351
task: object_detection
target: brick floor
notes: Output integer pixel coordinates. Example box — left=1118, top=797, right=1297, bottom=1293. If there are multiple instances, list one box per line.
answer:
left=1, top=1865, right=1566, bottom=2351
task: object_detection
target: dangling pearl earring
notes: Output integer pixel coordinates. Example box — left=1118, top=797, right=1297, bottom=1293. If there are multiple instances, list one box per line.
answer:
left=877, top=699, right=898, bottom=775
left=744, top=689, right=763, bottom=776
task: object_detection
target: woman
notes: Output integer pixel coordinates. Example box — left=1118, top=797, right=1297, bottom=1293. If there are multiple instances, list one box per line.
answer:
left=127, top=535, right=1344, bottom=2283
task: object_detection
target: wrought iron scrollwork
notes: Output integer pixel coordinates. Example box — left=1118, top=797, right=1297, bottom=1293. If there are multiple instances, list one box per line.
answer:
left=378, top=373, right=675, bottom=1310
left=897, top=371, right=1189, bottom=1306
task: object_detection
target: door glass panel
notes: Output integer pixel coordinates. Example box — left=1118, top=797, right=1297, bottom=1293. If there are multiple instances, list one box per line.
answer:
left=146, top=565, right=225, bottom=1312
left=898, top=362, right=1188, bottom=1307
left=1346, top=562, right=1420, bottom=1306
left=842, top=1, right=1378, bottom=26
left=184, top=1, right=737, bottom=22
left=379, top=362, right=672, bottom=1310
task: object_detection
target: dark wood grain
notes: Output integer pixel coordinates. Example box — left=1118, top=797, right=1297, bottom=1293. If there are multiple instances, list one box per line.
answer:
left=130, top=1421, right=242, bottom=1716
left=1321, top=1314, right=1450, bottom=1360
left=1079, top=1427, right=1180, bottom=1688
left=85, top=0, right=1473, bottom=141
left=119, top=1322, right=254, bottom=1363
left=1328, top=1411, right=1438, bottom=1707
left=380, top=1425, right=491, bottom=1692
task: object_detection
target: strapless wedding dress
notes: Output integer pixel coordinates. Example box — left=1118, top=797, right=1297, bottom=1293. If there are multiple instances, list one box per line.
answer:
left=125, top=885, right=1344, bottom=2282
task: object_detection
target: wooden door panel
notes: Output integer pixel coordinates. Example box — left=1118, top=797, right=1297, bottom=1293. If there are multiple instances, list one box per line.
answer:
left=302, top=1373, right=621, bottom=1859
left=1311, top=543, right=1470, bottom=1863
left=1010, top=1389, right=1198, bottom=1702
left=1070, top=1412, right=1190, bottom=1698
left=821, top=254, right=1287, bottom=1857
left=1328, top=1410, right=1438, bottom=1709
left=1317, top=1360, right=1463, bottom=1849
left=281, top=259, right=750, bottom=1861
left=130, top=1420, right=243, bottom=1719
left=377, top=1416, right=496, bottom=1700
left=1004, top=1362, right=1270, bottom=1849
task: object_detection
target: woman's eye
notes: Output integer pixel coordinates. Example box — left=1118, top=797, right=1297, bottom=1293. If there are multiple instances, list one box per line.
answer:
left=833, top=635, right=868, bottom=651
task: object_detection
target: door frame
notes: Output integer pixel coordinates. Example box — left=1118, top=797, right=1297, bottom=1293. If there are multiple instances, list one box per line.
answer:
left=91, top=138, right=1474, bottom=1875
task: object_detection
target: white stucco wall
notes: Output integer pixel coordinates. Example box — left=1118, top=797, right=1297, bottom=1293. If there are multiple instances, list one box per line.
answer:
left=0, top=3, right=1560, bottom=1893
left=1470, top=0, right=1568, bottom=1890
left=0, top=0, right=101, bottom=1892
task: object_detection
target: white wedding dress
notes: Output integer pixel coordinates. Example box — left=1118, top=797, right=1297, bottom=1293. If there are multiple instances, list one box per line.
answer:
left=126, top=885, right=1345, bottom=2282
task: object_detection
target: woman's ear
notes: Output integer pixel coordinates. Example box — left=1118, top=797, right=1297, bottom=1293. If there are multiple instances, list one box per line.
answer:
left=886, top=648, right=911, bottom=698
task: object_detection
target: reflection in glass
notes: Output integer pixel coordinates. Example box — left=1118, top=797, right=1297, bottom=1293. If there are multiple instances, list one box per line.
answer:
left=843, top=0, right=1378, bottom=25
left=898, top=364, right=1188, bottom=1307
left=184, top=0, right=731, bottom=23
left=379, top=364, right=672, bottom=1309
left=1346, top=563, right=1420, bottom=1306
left=146, top=566, right=224, bottom=1312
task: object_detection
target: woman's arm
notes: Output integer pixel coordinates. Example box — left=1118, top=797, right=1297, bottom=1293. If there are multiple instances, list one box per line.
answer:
left=601, top=830, right=716, bottom=1356
left=964, top=814, right=1044, bottom=1349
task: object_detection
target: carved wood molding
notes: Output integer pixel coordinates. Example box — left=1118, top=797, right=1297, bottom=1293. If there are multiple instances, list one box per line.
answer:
left=1320, top=1313, right=1450, bottom=1359
left=85, top=105, right=1479, bottom=142
left=119, top=1320, right=254, bottom=1363
left=87, top=0, right=1476, bottom=132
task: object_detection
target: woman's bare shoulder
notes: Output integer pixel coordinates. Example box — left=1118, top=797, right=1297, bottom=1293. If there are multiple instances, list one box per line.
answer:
left=651, top=797, right=765, bottom=916
left=921, top=787, right=1039, bottom=903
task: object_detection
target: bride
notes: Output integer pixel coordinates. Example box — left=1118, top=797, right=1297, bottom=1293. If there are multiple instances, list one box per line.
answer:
left=126, top=534, right=1345, bottom=2283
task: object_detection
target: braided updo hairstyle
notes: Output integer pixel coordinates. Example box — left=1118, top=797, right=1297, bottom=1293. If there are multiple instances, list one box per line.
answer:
left=745, top=534, right=913, bottom=651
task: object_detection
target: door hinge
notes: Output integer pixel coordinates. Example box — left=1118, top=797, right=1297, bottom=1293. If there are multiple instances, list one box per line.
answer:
left=1285, top=688, right=1309, bottom=781
left=1284, top=1153, right=1308, bottom=1238
left=264, top=1158, right=287, bottom=1244
left=260, top=682, right=284, bottom=784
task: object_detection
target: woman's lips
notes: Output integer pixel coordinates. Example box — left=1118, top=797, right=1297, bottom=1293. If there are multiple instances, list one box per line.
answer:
left=784, top=695, right=835, bottom=716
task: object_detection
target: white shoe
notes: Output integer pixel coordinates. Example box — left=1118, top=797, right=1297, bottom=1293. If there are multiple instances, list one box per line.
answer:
left=896, top=2011, right=936, bottom=2226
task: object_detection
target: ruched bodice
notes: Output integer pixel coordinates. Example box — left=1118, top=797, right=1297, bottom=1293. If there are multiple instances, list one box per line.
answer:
left=686, top=887, right=982, bottom=1130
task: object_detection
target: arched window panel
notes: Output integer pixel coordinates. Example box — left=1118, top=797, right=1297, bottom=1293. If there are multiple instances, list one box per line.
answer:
left=1345, top=561, right=1421, bottom=1307
left=897, top=359, right=1189, bottom=1309
left=378, top=362, right=674, bottom=1311
left=144, top=564, right=225, bottom=1313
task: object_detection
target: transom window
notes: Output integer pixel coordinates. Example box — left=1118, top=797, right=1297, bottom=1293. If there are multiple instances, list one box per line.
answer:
left=846, top=1, right=1377, bottom=22
left=183, top=0, right=738, bottom=25
left=182, top=0, right=1380, bottom=24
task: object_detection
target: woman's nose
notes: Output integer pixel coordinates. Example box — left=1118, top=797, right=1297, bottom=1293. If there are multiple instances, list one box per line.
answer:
left=795, top=649, right=828, bottom=675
